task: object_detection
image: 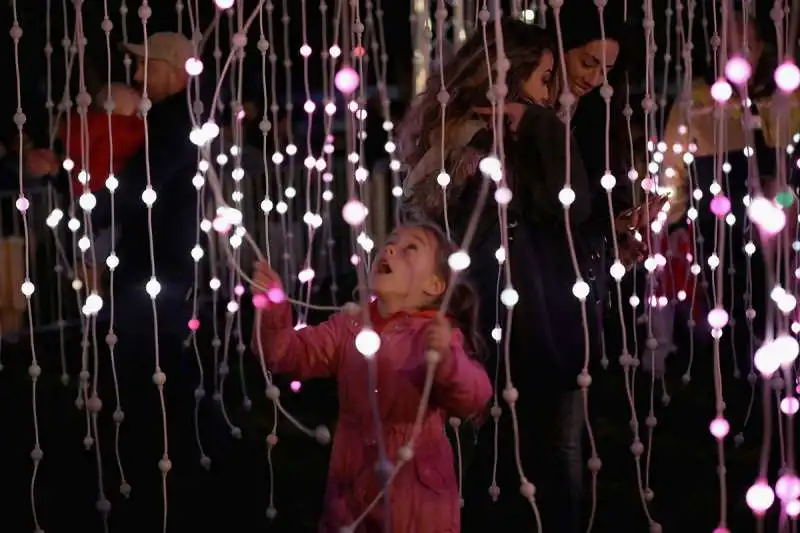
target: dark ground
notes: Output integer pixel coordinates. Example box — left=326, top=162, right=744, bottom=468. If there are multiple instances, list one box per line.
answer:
left=0, top=285, right=792, bottom=533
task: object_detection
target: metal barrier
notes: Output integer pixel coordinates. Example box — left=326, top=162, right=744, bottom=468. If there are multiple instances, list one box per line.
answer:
left=0, top=153, right=392, bottom=338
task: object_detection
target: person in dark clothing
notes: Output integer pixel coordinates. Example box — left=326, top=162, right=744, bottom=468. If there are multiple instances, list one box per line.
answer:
left=26, top=32, right=215, bottom=532
left=660, top=9, right=798, bottom=373
left=398, top=11, right=657, bottom=533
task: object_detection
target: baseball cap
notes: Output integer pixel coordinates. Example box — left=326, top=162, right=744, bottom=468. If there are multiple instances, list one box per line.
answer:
left=123, top=32, right=194, bottom=71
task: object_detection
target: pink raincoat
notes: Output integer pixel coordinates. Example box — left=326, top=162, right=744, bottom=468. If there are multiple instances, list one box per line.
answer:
left=254, top=301, right=493, bottom=533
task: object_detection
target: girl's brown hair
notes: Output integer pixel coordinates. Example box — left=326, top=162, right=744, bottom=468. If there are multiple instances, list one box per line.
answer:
left=401, top=221, right=484, bottom=359
left=397, top=18, right=555, bottom=170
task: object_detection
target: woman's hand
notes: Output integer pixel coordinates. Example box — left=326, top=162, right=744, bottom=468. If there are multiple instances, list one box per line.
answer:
left=617, top=234, right=648, bottom=267
left=426, top=315, right=453, bottom=355
left=251, top=260, right=282, bottom=294
left=25, top=148, right=60, bottom=178
left=614, top=194, right=669, bottom=235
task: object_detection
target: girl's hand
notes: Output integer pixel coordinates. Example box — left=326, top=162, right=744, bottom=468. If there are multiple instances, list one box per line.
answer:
left=426, top=315, right=452, bottom=354
left=252, top=260, right=282, bottom=294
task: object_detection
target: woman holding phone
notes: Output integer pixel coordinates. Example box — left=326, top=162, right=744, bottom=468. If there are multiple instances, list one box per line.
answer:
left=397, top=4, right=665, bottom=532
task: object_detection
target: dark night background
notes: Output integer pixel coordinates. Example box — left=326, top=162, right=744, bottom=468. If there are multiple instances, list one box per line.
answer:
left=0, top=1, right=795, bottom=532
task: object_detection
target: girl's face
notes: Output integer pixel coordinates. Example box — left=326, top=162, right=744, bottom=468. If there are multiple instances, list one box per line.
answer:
left=564, top=39, right=620, bottom=98
left=369, top=226, right=445, bottom=309
left=522, top=50, right=554, bottom=105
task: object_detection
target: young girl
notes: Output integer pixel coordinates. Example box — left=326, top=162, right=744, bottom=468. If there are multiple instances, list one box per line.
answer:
left=251, top=222, right=492, bottom=533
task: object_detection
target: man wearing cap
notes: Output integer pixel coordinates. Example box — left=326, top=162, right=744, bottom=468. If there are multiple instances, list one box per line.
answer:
left=28, top=31, right=210, bottom=530
left=102, top=31, right=207, bottom=531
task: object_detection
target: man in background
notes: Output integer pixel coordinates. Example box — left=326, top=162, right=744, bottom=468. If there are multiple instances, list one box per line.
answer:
left=26, top=32, right=210, bottom=532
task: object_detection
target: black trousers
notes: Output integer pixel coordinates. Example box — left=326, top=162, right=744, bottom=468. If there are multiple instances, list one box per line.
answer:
left=462, top=386, right=585, bottom=533
left=95, top=285, right=215, bottom=533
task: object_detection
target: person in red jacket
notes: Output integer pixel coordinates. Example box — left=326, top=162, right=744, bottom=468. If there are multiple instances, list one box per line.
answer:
left=642, top=221, right=704, bottom=376
left=60, top=83, right=145, bottom=292
left=61, top=82, right=145, bottom=195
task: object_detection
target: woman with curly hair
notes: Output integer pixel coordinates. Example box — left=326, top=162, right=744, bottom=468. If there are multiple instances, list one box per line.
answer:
left=397, top=6, right=653, bottom=533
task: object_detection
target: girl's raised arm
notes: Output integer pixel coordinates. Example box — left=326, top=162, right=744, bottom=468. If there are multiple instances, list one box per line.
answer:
left=252, top=302, right=345, bottom=380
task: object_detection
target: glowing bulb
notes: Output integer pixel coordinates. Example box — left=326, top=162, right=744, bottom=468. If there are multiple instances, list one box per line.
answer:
left=145, top=278, right=161, bottom=299
left=707, top=307, right=729, bottom=329
left=748, top=196, right=786, bottom=235
left=184, top=57, right=204, bottom=76
left=448, top=251, right=470, bottom=271
left=710, top=195, right=731, bottom=217
left=572, top=280, right=590, bottom=300
left=558, top=186, right=575, bottom=206
left=754, top=340, right=782, bottom=376
left=500, top=288, right=518, bottom=307
left=724, top=55, right=751, bottom=85
left=609, top=261, right=625, bottom=280
left=709, top=417, right=729, bottom=439
left=775, top=60, right=800, bottom=93
left=214, top=0, right=234, bottom=8
left=342, top=200, right=368, bottom=226
left=710, top=78, right=732, bottom=103
left=746, top=481, right=775, bottom=514
left=334, top=67, right=360, bottom=94
left=355, top=328, right=380, bottom=357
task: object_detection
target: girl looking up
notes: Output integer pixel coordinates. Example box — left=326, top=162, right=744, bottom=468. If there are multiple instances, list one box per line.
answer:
left=251, top=222, right=492, bottom=533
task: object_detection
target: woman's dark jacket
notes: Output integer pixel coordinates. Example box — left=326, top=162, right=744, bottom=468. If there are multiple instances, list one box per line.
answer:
left=403, top=104, right=626, bottom=393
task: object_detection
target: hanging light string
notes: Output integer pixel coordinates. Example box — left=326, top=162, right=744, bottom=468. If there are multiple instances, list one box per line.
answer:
left=9, top=3, right=45, bottom=532
left=550, top=0, right=607, bottom=528
left=593, top=0, right=659, bottom=526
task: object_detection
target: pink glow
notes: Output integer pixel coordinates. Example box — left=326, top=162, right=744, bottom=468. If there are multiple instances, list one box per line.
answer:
left=707, top=307, right=729, bottom=329
left=252, top=293, right=268, bottom=309
left=709, top=417, right=729, bottom=439
left=710, top=195, right=731, bottom=217
left=290, top=380, right=302, bottom=392
left=267, top=286, right=285, bottom=304
left=710, top=78, right=733, bottom=103
left=724, top=55, right=751, bottom=85
left=746, top=480, right=775, bottom=513
left=187, top=318, right=200, bottom=331
left=775, top=61, right=800, bottom=93
left=334, top=67, right=360, bottom=94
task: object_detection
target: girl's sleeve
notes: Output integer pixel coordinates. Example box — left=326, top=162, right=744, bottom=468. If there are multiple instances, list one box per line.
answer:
left=432, top=329, right=493, bottom=418
left=252, top=302, right=345, bottom=379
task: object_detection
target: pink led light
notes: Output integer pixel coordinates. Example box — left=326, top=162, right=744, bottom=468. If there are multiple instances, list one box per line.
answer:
left=267, top=286, right=285, bottom=304
left=724, top=55, right=751, bottom=85
left=214, top=0, right=234, bottom=9
left=290, top=380, right=302, bottom=392
left=776, top=473, right=800, bottom=502
left=187, top=318, right=200, bottom=331
left=710, top=195, right=731, bottom=217
left=252, top=293, right=268, bottom=309
left=710, top=78, right=733, bottom=103
left=780, top=396, right=799, bottom=415
left=334, top=67, right=360, bottom=94
left=748, top=196, right=786, bottom=236
left=746, top=480, right=775, bottom=514
left=212, top=216, right=232, bottom=234
left=709, top=417, right=729, bottom=439
left=707, top=307, right=729, bottom=329
left=775, top=60, right=800, bottom=93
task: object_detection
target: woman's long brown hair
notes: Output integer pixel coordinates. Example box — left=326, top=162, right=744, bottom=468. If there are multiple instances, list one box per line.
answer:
left=396, top=18, right=555, bottom=170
